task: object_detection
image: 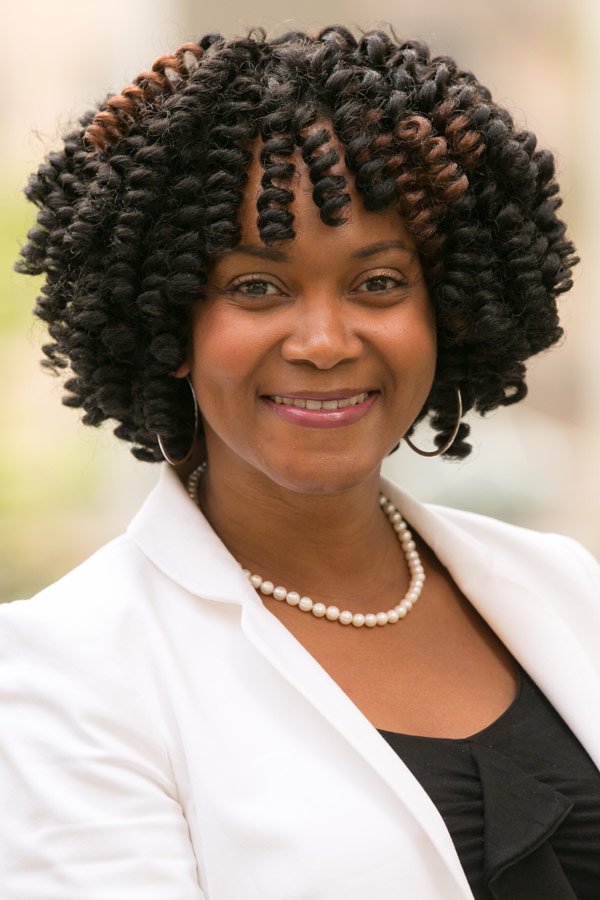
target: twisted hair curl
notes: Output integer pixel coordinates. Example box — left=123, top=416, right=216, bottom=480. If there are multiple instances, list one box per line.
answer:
left=17, top=26, right=577, bottom=461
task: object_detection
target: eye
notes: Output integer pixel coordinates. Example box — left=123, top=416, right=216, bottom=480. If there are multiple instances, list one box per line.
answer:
left=229, top=275, right=283, bottom=296
left=354, top=272, right=408, bottom=294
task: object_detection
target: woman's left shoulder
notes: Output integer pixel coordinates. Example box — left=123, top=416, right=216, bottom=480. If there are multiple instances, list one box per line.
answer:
left=431, top=501, right=600, bottom=587
left=384, top=477, right=599, bottom=582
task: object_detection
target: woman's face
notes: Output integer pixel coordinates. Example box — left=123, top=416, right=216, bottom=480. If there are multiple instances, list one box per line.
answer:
left=178, top=154, right=437, bottom=495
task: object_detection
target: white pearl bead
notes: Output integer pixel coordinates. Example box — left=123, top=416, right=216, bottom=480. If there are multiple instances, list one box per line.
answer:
left=260, top=580, right=274, bottom=595
left=217, top=477, right=425, bottom=630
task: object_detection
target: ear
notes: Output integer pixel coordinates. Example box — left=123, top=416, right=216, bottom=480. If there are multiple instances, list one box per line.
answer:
left=173, top=361, right=191, bottom=378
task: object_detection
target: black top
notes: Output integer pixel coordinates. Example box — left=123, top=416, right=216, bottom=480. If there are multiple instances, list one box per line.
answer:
left=379, top=668, right=600, bottom=899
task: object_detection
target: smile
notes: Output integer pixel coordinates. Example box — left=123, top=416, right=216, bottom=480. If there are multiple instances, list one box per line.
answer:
left=262, top=391, right=378, bottom=429
left=267, top=391, right=370, bottom=410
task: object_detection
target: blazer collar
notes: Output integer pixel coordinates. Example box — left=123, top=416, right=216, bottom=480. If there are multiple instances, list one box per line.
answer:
left=126, top=466, right=493, bottom=611
left=129, top=467, right=600, bottom=769
left=127, top=464, right=251, bottom=604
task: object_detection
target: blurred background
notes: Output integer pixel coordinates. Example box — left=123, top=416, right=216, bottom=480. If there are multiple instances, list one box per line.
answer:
left=1, top=0, right=599, bottom=602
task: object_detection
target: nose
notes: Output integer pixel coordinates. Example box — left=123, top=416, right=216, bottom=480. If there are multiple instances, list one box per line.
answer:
left=280, top=296, right=363, bottom=369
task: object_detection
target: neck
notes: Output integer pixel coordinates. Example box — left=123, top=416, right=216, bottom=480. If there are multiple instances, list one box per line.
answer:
left=194, top=452, right=408, bottom=608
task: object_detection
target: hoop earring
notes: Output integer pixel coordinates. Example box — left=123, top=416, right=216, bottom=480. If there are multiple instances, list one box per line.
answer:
left=156, top=375, right=199, bottom=466
left=404, top=387, right=463, bottom=458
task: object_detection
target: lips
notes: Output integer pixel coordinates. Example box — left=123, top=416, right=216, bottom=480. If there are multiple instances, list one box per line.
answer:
left=267, top=391, right=370, bottom=410
left=262, top=390, right=379, bottom=429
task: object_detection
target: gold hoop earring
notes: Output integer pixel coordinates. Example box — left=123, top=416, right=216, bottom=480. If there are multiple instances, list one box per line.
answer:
left=156, top=375, right=199, bottom=466
left=404, top=387, right=463, bottom=458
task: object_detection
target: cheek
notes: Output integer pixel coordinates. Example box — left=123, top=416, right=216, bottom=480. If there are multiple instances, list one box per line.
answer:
left=382, top=307, right=437, bottom=383
left=189, top=308, right=266, bottom=407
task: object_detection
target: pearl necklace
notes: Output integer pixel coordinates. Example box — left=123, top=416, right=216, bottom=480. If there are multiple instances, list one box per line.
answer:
left=187, top=463, right=425, bottom=627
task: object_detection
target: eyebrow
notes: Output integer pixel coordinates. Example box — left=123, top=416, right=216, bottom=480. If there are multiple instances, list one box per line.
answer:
left=227, top=239, right=415, bottom=263
left=232, top=244, right=290, bottom=262
left=350, top=240, right=415, bottom=260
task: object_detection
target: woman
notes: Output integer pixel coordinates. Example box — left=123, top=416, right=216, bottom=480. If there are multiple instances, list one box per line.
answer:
left=1, top=26, right=598, bottom=900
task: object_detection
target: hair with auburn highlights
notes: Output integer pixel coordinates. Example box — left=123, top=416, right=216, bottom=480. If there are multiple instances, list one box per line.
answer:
left=16, top=26, right=578, bottom=461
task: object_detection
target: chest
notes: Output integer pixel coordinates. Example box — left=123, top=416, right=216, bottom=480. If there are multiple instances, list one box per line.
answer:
left=264, top=560, right=519, bottom=738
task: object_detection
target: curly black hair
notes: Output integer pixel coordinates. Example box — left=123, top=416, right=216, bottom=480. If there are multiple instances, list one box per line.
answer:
left=16, top=26, right=578, bottom=461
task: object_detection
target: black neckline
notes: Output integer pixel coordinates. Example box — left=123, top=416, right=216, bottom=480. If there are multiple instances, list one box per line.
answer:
left=378, top=666, right=524, bottom=744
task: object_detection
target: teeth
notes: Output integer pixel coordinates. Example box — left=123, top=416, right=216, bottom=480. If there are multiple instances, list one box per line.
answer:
left=270, top=392, right=369, bottom=410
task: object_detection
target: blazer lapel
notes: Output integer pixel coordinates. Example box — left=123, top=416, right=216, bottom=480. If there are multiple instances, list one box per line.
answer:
left=384, top=478, right=600, bottom=771
left=240, top=587, right=474, bottom=899
left=466, top=569, right=600, bottom=770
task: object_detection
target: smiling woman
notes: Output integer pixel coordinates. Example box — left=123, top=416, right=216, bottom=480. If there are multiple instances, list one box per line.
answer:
left=1, top=26, right=599, bottom=900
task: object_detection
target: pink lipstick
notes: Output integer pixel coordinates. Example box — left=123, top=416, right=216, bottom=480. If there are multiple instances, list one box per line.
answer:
left=262, top=391, right=378, bottom=428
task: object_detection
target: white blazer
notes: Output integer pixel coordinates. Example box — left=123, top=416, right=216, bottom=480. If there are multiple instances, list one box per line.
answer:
left=0, top=465, right=598, bottom=900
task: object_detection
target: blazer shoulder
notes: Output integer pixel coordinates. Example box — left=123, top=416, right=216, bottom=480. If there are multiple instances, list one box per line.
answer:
left=428, top=502, right=600, bottom=591
left=0, top=534, right=161, bottom=643
left=0, top=541, right=204, bottom=899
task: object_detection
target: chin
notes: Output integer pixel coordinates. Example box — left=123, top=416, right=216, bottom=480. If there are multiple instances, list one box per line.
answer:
left=266, top=454, right=381, bottom=496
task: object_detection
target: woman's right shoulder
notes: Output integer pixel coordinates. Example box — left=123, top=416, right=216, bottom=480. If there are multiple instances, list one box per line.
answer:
left=0, top=535, right=207, bottom=899
left=0, top=534, right=160, bottom=646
